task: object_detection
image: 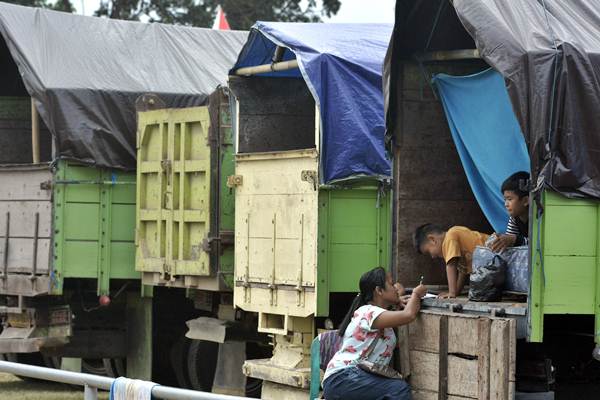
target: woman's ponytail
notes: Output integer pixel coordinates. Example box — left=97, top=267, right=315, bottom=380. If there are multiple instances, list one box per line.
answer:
left=337, top=293, right=366, bottom=336
left=336, top=267, right=387, bottom=336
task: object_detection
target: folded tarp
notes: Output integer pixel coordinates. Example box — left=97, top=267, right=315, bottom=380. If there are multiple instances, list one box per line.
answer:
left=433, top=69, right=530, bottom=233
left=387, top=0, right=600, bottom=200
left=231, top=22, right=393, bottom=183
left=0, top=2, right=247, bottom=170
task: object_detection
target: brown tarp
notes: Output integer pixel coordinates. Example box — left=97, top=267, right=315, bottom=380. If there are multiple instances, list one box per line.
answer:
left=386, top=0, right=600, bottom=199
left=0, top=2, right=247, bottom=170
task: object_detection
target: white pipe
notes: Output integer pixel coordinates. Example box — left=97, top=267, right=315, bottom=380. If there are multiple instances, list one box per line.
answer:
left=0, top=360, right=252, bottom=400
left=234, top=59, right=299, bottom=76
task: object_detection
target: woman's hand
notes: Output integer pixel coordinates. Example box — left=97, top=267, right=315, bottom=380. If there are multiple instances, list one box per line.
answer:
left=397, top=294, right=411, bottom=309
left=413, top=284, right=428, bottom=298
left=394, top=282, right=405, bottom=296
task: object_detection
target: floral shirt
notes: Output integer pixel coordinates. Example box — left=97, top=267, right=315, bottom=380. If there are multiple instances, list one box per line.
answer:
left=323, top=304, right=396, bottom=383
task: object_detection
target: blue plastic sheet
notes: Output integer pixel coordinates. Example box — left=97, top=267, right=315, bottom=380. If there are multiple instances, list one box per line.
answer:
left=231, top=22, right=392, bottom=183
left=433, top=69, right=530, bottom=232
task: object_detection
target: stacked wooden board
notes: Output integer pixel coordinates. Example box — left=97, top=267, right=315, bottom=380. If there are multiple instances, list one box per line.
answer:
left=400, top=310, right=516, bottom=400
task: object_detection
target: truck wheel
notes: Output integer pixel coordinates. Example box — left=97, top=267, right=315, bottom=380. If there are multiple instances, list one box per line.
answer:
left=186, top=339, right=218, bottom=392
left=82, top=358, right=108, bottom=375
left=102, top=358, right=126, bottom=377
left=170, top=336, right=192, bottom=389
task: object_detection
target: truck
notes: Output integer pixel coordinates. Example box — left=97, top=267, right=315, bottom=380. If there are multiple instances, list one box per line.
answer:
left=0, top=4, right=256, bottom=394
left=226, top=22, right=394, bottom=399
left=383, top=1, right=600, bottom=398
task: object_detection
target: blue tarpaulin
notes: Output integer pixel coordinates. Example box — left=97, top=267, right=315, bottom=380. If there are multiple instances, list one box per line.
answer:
left=433, top=69, right=530, bottom=233
left=231, top=22, right=392, bottom=183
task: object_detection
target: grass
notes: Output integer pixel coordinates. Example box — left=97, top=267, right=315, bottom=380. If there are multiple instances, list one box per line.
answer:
left=0, top=373, right=109, bottom=400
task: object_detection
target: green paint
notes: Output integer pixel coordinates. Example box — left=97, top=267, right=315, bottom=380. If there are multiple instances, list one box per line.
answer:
left=53, top=161, right=138, bottom=295
left=218, top=98, right=235, bottom=289
left=529, top=190, right=600, bottom=343
left=316, top=184, right=391, bottom=316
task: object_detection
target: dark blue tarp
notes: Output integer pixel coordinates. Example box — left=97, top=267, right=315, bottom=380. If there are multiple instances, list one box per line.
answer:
left=231, top=22, right=392, bottom=183
left=433, top=69, right=530, bottom=233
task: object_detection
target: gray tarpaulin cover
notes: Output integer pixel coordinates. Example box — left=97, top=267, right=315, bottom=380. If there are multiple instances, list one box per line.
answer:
left=0, top=2, right=247, bottom=169
left=386, top=0, right=600, bottom=200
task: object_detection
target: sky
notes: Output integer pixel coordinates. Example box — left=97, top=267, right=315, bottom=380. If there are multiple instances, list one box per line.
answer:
left=75, top=0, right=396, bottom=24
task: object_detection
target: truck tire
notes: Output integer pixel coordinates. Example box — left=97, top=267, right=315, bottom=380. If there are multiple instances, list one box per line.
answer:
left=186, top=339, right=218, bottom=392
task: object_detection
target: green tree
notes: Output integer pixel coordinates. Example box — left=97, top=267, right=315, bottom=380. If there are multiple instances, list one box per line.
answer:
left=4, top=0, right=75, bottom=12
left=94, top=0, right=342, bottom=30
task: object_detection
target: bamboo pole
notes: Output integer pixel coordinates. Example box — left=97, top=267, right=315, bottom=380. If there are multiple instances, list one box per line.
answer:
left=31, top=98, right=40, bottom=164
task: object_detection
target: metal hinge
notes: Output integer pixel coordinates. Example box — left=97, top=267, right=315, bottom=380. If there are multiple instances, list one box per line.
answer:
left=227, top=175, right=243, bottom=188
left=301, top=170, right=318, bottom=190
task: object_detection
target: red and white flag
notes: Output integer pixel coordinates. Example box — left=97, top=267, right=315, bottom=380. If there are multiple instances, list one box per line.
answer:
left=212, top=5, right=231, bottom=30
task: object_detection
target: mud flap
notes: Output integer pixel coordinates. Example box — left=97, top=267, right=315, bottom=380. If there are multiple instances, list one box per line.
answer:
left=212, top=341, right=247, bottom=396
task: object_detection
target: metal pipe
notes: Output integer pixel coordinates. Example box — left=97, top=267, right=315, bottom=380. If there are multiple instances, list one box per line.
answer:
left=414, top=49, right=480, bottom=62
left=234, top=59, right=299, bottom=76
left=84, top=384, right=99, bottom=400
left=31, top=98, right=40, bottom=164
left=0, top=360, right=114, bottom=389
left=0, top=360, right=253, bottom=400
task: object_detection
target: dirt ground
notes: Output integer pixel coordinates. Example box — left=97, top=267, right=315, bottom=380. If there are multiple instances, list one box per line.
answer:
left=0, top=373, right=109, bottom=400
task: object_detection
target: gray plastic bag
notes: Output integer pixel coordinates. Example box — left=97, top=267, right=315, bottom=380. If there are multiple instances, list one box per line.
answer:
left=500, top=245, right=529, bottom=293
left=469, top=246, right=507, bottom=302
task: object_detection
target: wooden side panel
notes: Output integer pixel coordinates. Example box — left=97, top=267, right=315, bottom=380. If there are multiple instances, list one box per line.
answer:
left=407, top=311, right=516, bottom=400
left=136, top=107, right=212, bottom=281
left=409, top=351, right=479, bottom=398
left=233, top=150, right=319, bottom=319
left=0, top=166, right=53, bottom=295
left=393, top=62, right=492, bottom=286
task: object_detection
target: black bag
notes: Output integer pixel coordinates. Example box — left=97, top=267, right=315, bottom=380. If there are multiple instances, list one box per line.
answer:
left=469, top=246, right=507, bottom=302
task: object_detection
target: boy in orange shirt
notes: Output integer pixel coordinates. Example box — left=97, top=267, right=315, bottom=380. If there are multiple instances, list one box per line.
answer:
left=413, top=224, right=489, bottom=298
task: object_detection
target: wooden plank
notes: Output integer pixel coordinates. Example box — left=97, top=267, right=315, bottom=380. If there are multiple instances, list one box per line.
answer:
left=397, top=324, right=411, bottom=378
left=410, top=311, right=482, bottom=356
left=448, top=314, right=480, bottom=356
left=448, top=355, right=479, bottom=398
left=438, top=315, right=449, bottom=400
left=0, top=201, right=52, bottom=238
left=1, top=238, right=51, bottom=273
left=489, top=319, right=510, bottom=400
left=410, top=350, right=438, bottom=392
left=409, top=312, right=440, bottom=352
left=0, top=169, right=52, bottom=201
left=0, top=274, right=51, bottom=296
left=508, top=318, right=517, bottom=382
left=409, top=350, right=479, bottom=398
left=477, top=318, right=491, bottom=400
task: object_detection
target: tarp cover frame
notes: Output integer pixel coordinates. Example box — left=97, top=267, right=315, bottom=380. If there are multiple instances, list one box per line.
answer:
left=0, top=2, right=247, bottom=170
left=231, top=22, right=393, bottom=184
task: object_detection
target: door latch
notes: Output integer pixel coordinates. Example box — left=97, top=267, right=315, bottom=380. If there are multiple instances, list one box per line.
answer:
left=227, top=175, right=243, bottom=188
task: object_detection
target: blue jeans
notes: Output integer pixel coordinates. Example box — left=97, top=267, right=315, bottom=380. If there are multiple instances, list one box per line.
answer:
left=322, top=366, right=412, bottom=400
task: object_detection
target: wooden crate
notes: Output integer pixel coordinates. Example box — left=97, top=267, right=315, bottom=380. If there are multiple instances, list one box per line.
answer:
left=403, top=310, right=516, bottom=400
